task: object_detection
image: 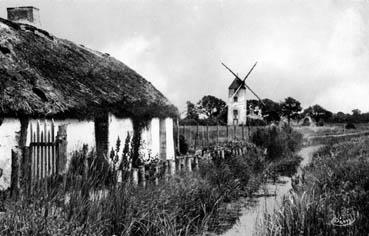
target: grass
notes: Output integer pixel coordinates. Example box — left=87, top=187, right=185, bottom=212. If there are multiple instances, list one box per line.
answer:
left=0, top=125, right=304, bottom=235
left=257, top=135, right=369, bottom=236
left=1, top=173, right=226, bottom=236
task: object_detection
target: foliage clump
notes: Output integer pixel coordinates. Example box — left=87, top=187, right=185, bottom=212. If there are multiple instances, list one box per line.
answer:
left=345, top=122, right=356, bottom=129
left=251, top=125, right=302, bottom=161
left=257, top=136, right=369, bottom=235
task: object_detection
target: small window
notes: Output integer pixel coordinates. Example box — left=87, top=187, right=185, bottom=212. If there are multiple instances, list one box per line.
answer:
left=233, top=96, right=238, bottom=102
left=32, top=87, right=48, bottom=102
left=233, top=109, right=238, bottom=116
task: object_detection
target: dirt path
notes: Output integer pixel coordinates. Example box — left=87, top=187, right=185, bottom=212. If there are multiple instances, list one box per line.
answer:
left=298, top=145, right=323, bottom=168
left=221, top=144, right=322, bottom=236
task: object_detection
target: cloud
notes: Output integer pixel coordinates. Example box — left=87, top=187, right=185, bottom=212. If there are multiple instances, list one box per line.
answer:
left=313, top=82, right=369, bottom=113
left=1, top=0, right=369, bottom=113
left=102, top=36, right=169, bottom=93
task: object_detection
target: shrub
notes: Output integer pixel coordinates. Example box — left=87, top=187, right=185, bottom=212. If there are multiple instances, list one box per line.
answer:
left=317, top=119, right=324, bottom=126
left=68, top=145, right=116, bottom=189
left=345, top=122, right=356, bottom=129
left=251, top=125, right=302, bottom=161
left=247, top=118, right=267, bottom=126
left=267, top=154, right=302, bottom=177
left=179, top=135, right=189, bottom=154
left=199, top=142, right=268, bottom=201
left=302, top=117, right=311, bottom=126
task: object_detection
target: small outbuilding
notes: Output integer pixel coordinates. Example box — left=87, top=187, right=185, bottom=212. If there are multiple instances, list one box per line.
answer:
left=0, top=7, right=178, bottom=189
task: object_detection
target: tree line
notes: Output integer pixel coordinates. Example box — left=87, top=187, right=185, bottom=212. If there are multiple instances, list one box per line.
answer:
left=180, top=95, right=369, bottom=126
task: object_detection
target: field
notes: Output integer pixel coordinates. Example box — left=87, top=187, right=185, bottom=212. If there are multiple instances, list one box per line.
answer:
left=294, top=123, right=369, bottom=138
left=0, top=125, right=303, bottom=235
left=4, top=123, right=366, bottom=235
left=257, top=127, right=369, bottom=235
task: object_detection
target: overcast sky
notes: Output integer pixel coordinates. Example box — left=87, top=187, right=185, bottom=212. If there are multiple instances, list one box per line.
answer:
left=1, top=0, right=369, bottom=113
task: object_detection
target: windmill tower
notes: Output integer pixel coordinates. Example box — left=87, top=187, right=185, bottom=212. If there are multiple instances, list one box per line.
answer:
left=228, top=77, right=247, bottom=125
left=221, top=62, right=264, bottom=126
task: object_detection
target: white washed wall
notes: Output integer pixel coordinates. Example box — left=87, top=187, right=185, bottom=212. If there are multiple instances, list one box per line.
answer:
left=108, top=114, right=133, bottom=158
left=140, top=118, right=161, bottom=161
left=165, top=118, right=175, bottom=160
left=150, top=118, right=160, bottom=159
left=227, top=89, right=247, bottom=125
left=0, top=118, right=20, bottom=189
left=0, top=115, right=175, bottom=189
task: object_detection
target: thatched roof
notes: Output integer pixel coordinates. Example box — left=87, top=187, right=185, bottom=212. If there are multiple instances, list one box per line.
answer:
left=0, top=18, right=178, bottom=119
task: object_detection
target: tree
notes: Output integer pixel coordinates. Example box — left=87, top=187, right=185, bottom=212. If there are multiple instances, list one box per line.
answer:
left=331, top=111, right=347, bottom=123
left=185, top=101, right=199, bottom=121
left=217, top=106, right=228, bottom=125
left=261, top=98, right=281, bottom=123
left=302, top=104, right=332, bottom=122
left=247, top=99, right=260, bottom=115
left=280, top=97, right=302, bottom=124
left=197, top=95, right=226, bottom=120
left=352, top=109, right=361, bottom=116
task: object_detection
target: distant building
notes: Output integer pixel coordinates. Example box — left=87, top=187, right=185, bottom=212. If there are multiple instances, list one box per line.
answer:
left=227, top=78, right=247, bottom=125
left=227, top=77, right=264, bottom=125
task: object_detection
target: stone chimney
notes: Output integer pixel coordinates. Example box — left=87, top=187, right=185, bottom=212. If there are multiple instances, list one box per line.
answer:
left=7, top=6, right=41, bottom=27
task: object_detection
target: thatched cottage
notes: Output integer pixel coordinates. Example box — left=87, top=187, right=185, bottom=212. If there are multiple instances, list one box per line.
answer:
left=0, top=7, right=178, bottom=189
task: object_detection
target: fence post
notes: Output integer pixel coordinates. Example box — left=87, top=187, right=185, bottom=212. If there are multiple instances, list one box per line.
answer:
left=193, top=156, right=199, bottom=171
left=181, top=157, right=186, bottom=171
left=186, top=156, right=192, bottom=172
left=56, top=125, right=67, bottom=174
left=81, top=145, right=90, bottom=200
left=10, top=149, right=21, bottom=199
left=216, top=124, right=219, bottom=145
left=177, top=119, right=180, bottom=154
left=139, top=165, right=146, bottom=187
left=21, top=147, right=31, bottom=197
left=233, top=124, right=236, bottom=139
left=169, top=159, right=176, bottom=176
left=226, top=124, right=229, bottom=142
left=195, top=124, right=199, bottom=150
left=242, top=124, right=245, bottom=140
left=154, top=164, right=160, bottom=185
left=132, top=168, right=138, bottom=186
left=82, top=145, right=89, bottom=184
left=201, top=125, right=205, bottom=147
left=51, top=120, right=56, bottom=175
left=188, top=126, right=193, bottom=150
left=163, top=161, right=169, bottom=180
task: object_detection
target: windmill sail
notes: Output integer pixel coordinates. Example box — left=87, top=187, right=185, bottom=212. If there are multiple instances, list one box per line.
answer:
left=221, top=62, right=264, bottom=105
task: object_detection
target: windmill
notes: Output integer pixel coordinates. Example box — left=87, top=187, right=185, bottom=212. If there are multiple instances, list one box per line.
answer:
left=221, top=61, right=264, bottom=126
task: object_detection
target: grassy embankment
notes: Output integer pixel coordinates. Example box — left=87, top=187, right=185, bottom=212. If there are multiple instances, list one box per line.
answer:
left=257, top=134, right=369, bottom=235
left=0, top=125, right=302, bottom=236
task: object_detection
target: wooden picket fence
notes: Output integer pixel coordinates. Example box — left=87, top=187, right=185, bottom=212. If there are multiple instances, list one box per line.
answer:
left=177, top=125, right=263, bottom=150
left=13, top=120, right=68, bottom=196
left=29, top=120, right=58, bottom=182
